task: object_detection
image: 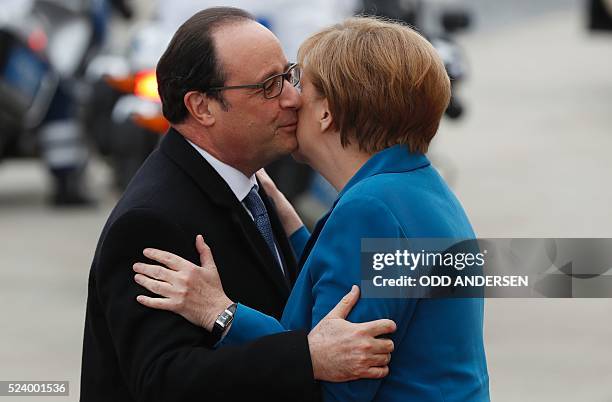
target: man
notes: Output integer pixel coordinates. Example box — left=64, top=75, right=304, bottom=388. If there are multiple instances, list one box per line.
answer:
left=80, top=7, right=395, bottom=402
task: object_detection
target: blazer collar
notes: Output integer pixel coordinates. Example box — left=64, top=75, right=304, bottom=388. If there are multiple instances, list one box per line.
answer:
left=299, top=146, right=429, bottom=269
left=160, top=128, right=241, bottom=209
left=186, top=138, right=257, bottom=202
left=338, top=145, right=431, bottom=200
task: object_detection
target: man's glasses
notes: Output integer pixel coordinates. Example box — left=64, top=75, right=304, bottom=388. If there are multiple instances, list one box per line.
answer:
left=208, top=63, right=301, bottom=99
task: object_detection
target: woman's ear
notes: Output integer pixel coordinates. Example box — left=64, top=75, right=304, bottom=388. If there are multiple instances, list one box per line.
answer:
left=319, top=98, right=334, bottom=133
left=184, top=91, right=215, bottom=127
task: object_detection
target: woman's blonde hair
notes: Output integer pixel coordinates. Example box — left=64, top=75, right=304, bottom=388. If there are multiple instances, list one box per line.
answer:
left=298, top=17, right=450, bottom=154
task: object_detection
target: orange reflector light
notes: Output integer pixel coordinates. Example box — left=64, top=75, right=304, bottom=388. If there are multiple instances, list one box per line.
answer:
left=104, top=75, right=135, bottom=94
left=134, top=70, right=160, bottom=102
left=132, top=114, right=169, bottom=135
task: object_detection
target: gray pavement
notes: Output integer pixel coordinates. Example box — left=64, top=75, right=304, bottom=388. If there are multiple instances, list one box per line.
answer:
left=1, top=1, right=612, bottom=401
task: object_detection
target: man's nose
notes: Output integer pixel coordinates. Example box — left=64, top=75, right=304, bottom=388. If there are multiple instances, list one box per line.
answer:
left=279, top=81, right=302, bottom=110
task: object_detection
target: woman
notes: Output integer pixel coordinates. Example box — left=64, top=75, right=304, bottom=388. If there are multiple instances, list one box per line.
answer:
left=134, top=17, right=489, bottom=401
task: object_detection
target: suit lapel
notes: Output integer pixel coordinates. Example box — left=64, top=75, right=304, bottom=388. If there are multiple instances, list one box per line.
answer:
left=160, top=128, right=238, bottom=207
left=160, top=129, right=290, bottom=299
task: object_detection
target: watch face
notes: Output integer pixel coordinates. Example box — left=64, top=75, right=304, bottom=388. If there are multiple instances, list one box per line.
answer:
left=214, top=304, right=236, bottom=330
left=216, top=310, right=233, bottom=328
left=216, top=315, right=228, bottom=327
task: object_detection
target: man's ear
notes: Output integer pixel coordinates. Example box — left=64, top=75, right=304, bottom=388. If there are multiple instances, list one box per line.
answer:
left=184, top=91, right=215, bottom=127
left=320, top=98, right=334, bottom=133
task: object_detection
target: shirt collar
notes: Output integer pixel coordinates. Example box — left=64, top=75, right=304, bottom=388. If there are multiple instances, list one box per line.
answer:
left=187, top=140, right=257, bottom=202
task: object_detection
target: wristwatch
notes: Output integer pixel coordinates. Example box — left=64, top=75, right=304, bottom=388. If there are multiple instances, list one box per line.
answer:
left=211, top=302, right=237, bottom=340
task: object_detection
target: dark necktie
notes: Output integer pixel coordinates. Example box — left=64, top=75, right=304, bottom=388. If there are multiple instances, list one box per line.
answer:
left=243, top=186, right=283, bottom=272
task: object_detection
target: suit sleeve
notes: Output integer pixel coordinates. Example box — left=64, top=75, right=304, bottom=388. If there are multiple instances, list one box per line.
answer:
left=94, top=208, right=317, bottom=402
left=305, top=197, right=417, bottom=402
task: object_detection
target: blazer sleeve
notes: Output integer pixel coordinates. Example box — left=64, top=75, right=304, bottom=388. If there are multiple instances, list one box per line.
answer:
left=305, top=196, right=418, bottom=402
left=219, top=303, right=288, bottom=347
left=94, top=208, right=317, bottom=402
left=290, top=225, right=311, bottom=259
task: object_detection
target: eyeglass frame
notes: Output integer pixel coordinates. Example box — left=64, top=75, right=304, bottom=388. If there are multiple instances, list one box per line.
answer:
left=206, top=63, right=301, bottom=99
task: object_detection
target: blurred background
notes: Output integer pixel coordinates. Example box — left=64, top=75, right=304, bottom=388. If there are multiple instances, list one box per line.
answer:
left=0, top=0, right=611, bottom=401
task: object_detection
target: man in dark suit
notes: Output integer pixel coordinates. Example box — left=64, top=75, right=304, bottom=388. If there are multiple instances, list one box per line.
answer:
left=80, top=7, right=395, bottom=402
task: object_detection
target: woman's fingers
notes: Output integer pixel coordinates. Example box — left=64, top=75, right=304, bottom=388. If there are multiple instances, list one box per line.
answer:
left=142, top=248, right=197, bottom=271
left=256, top=169, right=280, bottom=194
left=134, top=273, right=174, bottom=298
left=136, top=295, right=177, bottom=312
left=133, top=262, right=174, bottom=282
left=255, top=168, right=274, bottom=186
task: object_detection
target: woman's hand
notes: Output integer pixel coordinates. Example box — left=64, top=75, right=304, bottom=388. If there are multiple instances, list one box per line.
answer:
left=256, top=169, right=304, bottom=236
left=133, top=235, right=233, bottom=331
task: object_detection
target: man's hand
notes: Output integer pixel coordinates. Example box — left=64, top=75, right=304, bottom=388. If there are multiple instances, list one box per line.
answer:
left=308, top=286, right=396, bottom=382
left=133, top=235, right=232, bottom=331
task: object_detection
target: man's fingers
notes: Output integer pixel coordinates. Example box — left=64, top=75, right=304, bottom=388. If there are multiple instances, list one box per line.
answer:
left=134, top=273, right=174, bottom=297
left=361, top=366, right=389, bottom=380
left=360, top=318, right=397, bottom=338
left=325, top=285, right=360, bottom=319
left=142, top=248, right=194, bottom=272
left=195, top=235, right=214, bottom=268
left=133, top=263, right=174, bottom=282
left=371, top=338, right=395, bottom=354
left=368, top=353, right=392, bottom=367
left=136, top=295, right=176, bottom=312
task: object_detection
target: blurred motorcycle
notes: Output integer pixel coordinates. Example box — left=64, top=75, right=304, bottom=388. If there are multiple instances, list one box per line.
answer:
left=0, top=21, right=58, bottom=159
left=83, top=21, right=169, bottom=190
left=0, top=0, right=131, bottom=205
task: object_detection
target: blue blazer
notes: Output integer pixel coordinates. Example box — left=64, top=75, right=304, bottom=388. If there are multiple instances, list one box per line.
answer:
left=222, top=145, right=490, bottom=402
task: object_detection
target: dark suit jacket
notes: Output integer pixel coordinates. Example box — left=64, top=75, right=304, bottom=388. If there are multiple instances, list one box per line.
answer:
left=80, top=128, right=318, bottom=402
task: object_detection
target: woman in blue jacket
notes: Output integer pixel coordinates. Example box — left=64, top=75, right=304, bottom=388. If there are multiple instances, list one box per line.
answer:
left=135, top=17, right=489, bottom=402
